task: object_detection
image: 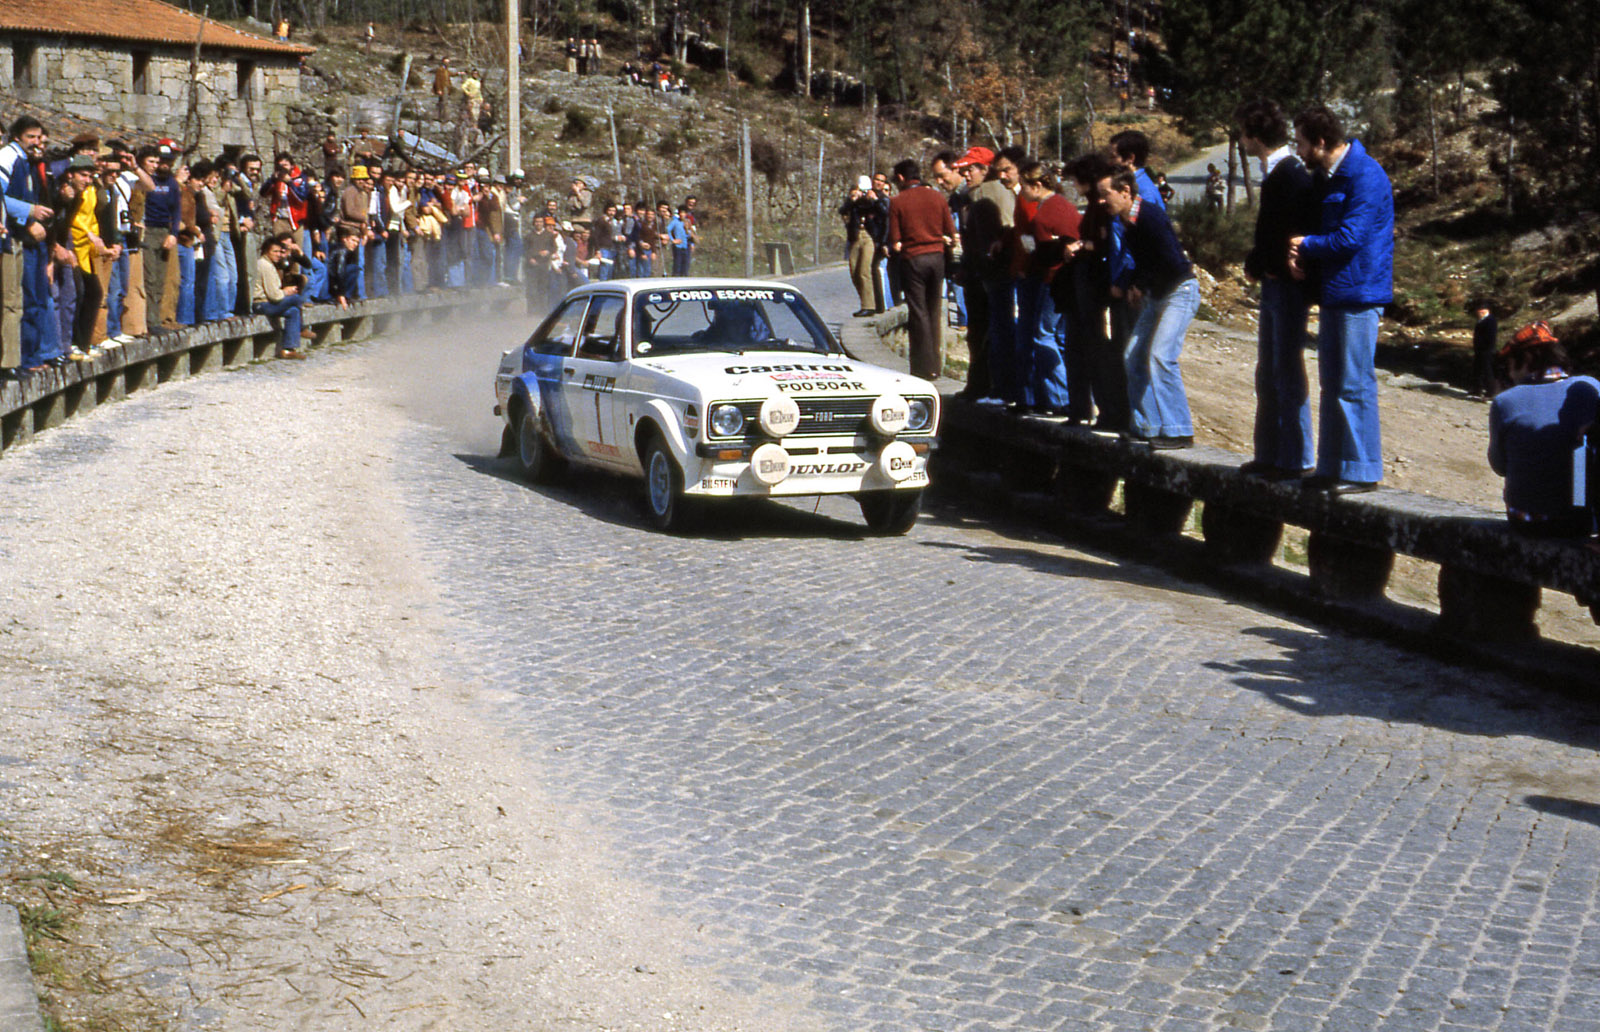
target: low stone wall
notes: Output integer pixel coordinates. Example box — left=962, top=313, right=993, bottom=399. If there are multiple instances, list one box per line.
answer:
left=844, top=308, right=1600, bottom=688
left=933, top=399, right=1600, bottom=690
left=0, top=286, right=521, bottom=458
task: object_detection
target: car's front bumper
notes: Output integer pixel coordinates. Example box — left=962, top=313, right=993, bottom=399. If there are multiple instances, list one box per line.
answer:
left=683, top=437, right=934, bottom=497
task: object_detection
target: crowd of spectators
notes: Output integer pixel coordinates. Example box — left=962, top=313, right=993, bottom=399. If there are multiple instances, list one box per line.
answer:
left=845, top=130, right=1202, bottom=449
left=855, top=105, right=1597, bottom=536
left=0, top=114, right=702, bottom=376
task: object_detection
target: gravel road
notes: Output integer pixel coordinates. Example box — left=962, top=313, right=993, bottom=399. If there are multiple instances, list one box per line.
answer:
left=0, top=323, right=813, bottom=1031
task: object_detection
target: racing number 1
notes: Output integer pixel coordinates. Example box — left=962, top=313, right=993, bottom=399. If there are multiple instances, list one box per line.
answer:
left=593, top=394, right=604, bottom=445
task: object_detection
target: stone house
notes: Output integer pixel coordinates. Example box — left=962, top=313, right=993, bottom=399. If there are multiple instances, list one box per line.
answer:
left=0, top=0, right=311, bottom=155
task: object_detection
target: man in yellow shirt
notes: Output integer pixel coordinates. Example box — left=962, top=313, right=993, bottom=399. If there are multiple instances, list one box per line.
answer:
left=65, top=154, right=113, bottom=356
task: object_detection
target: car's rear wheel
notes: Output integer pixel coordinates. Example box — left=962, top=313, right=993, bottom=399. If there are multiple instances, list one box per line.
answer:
left=642, top=435, right=697, bottom=532
left=858, top=489, right=923, bottom=535
left=515, top=407, right=560, bottom=483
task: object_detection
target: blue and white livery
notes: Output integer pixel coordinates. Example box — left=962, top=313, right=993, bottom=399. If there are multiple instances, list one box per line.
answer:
left=494, top=278, right=939, bottom=533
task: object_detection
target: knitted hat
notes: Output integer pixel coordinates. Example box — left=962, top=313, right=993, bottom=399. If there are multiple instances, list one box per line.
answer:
left=1501, top=321, right=1559, bottom=356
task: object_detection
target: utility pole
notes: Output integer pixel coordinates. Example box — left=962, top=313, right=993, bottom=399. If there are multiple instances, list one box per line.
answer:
left=742, top=119, right=755, bottom=277
left=607, top=105, right=623, bottom=187
left=797, top=1, right=812, bottom=98
left=813, top=133, right=825, bottom=266
left=507, top=0, right=521, bottom=172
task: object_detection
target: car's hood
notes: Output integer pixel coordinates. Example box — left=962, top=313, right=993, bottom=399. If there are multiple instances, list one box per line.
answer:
left=629, top=350, right=934, bottom=399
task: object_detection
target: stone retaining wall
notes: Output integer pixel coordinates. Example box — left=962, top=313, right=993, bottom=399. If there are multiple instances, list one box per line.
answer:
left=0, top=286, right=521, bottom=458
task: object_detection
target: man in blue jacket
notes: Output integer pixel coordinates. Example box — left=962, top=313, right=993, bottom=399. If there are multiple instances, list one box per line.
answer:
left=1289, top=106, right=1394, bottom=495
left=1, top=116, right=62, bottom=371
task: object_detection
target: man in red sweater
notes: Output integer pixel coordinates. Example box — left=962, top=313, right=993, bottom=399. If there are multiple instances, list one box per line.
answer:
left=887, top=158, right=955, bottom=380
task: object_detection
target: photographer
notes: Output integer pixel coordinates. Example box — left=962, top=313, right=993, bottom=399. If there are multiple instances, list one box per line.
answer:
left=838, top=176, right=878, bottom=317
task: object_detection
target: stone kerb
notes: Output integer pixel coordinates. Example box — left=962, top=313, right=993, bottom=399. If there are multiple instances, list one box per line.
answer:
left=0, top=286, right=519, bottom=457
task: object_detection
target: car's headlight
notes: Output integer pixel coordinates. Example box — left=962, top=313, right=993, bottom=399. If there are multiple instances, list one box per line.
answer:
left=905, top=397, right=933, bottom=432
left=710, top=403, right=745, bottom=438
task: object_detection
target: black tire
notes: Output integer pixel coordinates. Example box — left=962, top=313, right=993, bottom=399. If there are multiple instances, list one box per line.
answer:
left=514, top=406, right=560, bottom=483
left=641, top=435, right=697, bottom=532
left=859, top=489, right=923, bottom=535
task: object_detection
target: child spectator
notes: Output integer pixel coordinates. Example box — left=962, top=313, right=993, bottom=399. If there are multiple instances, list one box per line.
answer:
left=1487, top=322, right=1599, bottom=537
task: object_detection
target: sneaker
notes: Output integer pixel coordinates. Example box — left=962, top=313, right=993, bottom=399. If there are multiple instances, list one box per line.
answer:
left=1149, top=435, right=1194, bottom=450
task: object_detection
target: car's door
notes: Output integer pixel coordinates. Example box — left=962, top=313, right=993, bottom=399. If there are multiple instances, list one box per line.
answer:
left=524, top=296, right=589, bottom=458
left=563, top=292, right=629, bottom=468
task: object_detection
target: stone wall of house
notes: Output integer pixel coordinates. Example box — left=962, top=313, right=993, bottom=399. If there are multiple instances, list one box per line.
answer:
left=0, top=37, right=298, bottom=155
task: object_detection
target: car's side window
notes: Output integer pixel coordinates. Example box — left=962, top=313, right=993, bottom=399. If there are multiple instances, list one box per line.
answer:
left=577, top=295, right=627, bottom=361
left=531, top=299, right=589, bottom=356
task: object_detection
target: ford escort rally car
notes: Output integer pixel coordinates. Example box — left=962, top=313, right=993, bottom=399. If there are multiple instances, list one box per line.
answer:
left=493, top=278, right=939, bottom=533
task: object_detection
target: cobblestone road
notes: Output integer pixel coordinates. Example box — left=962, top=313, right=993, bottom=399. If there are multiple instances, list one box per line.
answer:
left=2, top=268, right=1596, bottom=1031
left=374, top=275, right=1600, bottom=1030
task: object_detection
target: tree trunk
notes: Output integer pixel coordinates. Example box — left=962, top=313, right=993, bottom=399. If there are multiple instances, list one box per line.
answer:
left=1225, top=134, right=1237, bottom=213
left=1505, top=113, right=1515, bottom=218
left=1427, top=78, right=1441, bottom=198
left=1240, top=134, right=1255, bottom=207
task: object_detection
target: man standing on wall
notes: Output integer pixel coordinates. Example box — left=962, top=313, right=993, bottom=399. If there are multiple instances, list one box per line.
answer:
left=1289, top=105, right=1394, bottom=496
left=1236, top=99, right=1319, bottom=480
left=954, top=146, right=1014, bottom=403
left=886, top=158, right=955, bottom=381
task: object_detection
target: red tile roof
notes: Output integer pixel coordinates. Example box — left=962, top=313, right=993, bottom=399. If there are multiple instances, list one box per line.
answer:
left=0, top=0, right=313, bottom=57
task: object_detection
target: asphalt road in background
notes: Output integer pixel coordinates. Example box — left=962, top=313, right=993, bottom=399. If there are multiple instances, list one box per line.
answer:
left=348, top=272, right=1600, bottom=1032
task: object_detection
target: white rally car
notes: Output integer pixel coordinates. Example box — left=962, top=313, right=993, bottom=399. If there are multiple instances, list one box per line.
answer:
left=494, top=278, right=939, bottom=533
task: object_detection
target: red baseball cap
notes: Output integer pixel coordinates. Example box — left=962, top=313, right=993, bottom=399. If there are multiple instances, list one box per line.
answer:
left=951, top=146, right=996, bottom=169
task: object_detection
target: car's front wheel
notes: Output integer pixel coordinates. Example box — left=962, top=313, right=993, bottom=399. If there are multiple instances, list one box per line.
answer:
left=858, top=489, right=923, bottom=535
left=641, top=435, right=697, bottom=532
left=515, top=407, right=560, bottom=482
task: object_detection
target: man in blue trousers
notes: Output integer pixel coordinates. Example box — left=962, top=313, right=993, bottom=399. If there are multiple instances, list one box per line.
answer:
left=1, top=116, right=62, bottom=371
left=1290, top=105, right=1394, bottom=496
left=1237, top=99, right=1319, bottom=480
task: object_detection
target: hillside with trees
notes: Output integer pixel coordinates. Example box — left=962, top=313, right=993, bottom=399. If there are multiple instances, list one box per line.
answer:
left=194, top=0, right=1597, bottom=369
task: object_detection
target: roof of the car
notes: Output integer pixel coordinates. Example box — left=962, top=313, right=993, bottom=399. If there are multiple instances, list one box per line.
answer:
left=566, top=277, right=798, bottom=299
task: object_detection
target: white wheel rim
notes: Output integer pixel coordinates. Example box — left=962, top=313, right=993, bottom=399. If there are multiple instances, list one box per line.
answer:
left=648, top=451, right=672, bottom=514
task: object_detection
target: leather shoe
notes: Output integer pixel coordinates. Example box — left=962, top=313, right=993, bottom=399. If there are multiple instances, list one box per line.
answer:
left=1323, top=480, right=1378, bottom=496
left=1239, top=460, right=1274, bottom=476
left=1149, top=435, right=1194, bottom=450
left=1265, top=466, right=1315, bottom=481
left=277, top=349, right=307, bottom=360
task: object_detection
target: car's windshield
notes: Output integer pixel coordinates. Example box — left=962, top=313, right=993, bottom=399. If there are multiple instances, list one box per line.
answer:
left=631, top=286, right=837, bottom=358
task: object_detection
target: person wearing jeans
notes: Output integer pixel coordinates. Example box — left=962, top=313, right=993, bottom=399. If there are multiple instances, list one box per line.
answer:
left=252, top=235, right=306, bottom=358
left=1237, top=98, right=1318, bottom=479
left=1289, top=105, right=1394, bottom=494
left=1098, top=169, right=1199, bottom=449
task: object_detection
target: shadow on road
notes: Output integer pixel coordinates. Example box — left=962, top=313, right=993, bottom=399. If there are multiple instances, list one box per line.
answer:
left=452, top=452, right=874, bottom=541
left=1207, top=625, right=1600, bottom=754
left=1523, top=795, right=1600, bottom=828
